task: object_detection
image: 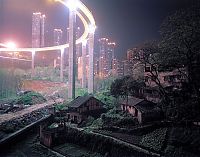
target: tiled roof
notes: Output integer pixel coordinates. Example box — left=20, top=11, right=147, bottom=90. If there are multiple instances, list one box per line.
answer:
left=67, top=95, right=95, bottom=108
left=120, top=97, right=157, bottom=113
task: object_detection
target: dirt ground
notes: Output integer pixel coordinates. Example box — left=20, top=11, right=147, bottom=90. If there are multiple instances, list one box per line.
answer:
left=22, top=80, right=67, bottom=97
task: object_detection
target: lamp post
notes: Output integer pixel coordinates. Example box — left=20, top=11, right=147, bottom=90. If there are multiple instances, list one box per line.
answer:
left=5, top=42, right=17, bottom=74
left=88, top=24, right=96, bottom=94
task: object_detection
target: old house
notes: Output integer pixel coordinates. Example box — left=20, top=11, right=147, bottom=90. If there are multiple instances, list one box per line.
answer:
left=40, top=116, right=66, bottom=148
left=120, top=97, right=162, bottom=124
left=66, top=95, right=106, bottom=124
left=144, top=66, right=188, bottom=103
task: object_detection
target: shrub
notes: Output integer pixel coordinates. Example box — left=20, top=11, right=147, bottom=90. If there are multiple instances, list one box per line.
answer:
left=14, top=91, right=46, bottom=105
left=140, top=128, right=167, bottom=152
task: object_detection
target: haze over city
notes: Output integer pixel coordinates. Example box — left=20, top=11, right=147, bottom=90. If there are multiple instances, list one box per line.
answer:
left=0, top=0, right=200, bottom=156
left=0, top=0, right=197, bottom=57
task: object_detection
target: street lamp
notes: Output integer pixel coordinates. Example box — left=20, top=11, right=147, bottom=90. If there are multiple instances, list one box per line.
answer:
left=66, top=0, right=80, bottom=11
left=6, top=42, right=17, bottom=49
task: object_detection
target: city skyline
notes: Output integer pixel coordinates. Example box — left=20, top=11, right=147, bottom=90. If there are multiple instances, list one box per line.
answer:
left=1, top=0, right=198, bottom=58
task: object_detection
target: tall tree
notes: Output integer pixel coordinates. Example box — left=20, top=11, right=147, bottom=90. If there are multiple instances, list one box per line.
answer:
left=160, top=6, right=200, bottom=98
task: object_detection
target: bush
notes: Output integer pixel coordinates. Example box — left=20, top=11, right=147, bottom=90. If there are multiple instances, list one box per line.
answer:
left=114, top=117, right=139, bottom=128
left=90, top=118, right=104, bottom=128
left=79, top=116, right=95, bottom=128
left=140, top=128, right=167, bottom=152
left=94, top=90, right=116, bottom=110
left=14, top=91, right=46, bottom=105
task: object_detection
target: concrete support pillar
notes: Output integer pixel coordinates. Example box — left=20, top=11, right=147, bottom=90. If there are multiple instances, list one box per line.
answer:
left=31, top=50, right=35, bottom=78
left=68, top=10, right=76, bottom=99
left=60, top=48, right=64, bottom=82
left=88, top=33, right=94, bottom=94
left=82, top=41, right=87, bottom=88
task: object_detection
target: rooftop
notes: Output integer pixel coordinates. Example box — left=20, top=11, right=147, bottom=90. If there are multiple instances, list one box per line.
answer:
left=68, top=95, right=94, bottom=108
left=120, top=97, right=157, bottom=113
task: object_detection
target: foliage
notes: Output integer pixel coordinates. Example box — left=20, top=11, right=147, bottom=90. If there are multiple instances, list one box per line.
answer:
left=100, top=108, right=138, bottom=128
left=140, top=128, right=167, bottom=152
left=55, top=103, right=67, bottom=111
left=137, top=41, right=169, bottom=101
left=90, top=118, right=104, bottom=128
left=75, top=88, right=88, bottom=97
left=165, top=126, right=200, bottom=157
left=94, top=76, right=116, bottom=92
left=110, top=78, right=124, bottom=98
left=94, top=90, right=116, bottom=109
left=160, top=6, right=200, bottom=97
left=31, top=66, right=68, bottom=82
left=14, top=91, right=46, bottom=105
left=80, top=116, right=95, bottom=128
left=114, top=117, right=139, bottom=128
left=110, top=76, right=145, bottom=100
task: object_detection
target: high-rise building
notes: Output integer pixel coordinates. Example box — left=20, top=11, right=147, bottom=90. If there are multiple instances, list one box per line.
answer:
left=122, top=60, right=131, bottom=76
left=94, top=56, right=99, bottom=76
left=112, top=58, right=123, bottom=77
left=54, top=29, right=63, bottom=46
left=98, top=38, right=116, bottom=78
left=126, top=48, right=144, bottom=79
left=107, top=42, right=116, bottom=70
left=32, top=12, right=46, bottom=48
left=40, top=14, right=46, bottom=47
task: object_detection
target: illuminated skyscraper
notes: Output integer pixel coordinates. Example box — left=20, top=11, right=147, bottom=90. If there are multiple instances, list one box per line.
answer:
left=54, top=29, right=63, bottom=46
left=98, top=38, right=108, bottom=78
left=32, top=12, right=46, bottom=48
left=40, top=14, right=46, bottom=47
left=98, top=38, right=116, bottom=78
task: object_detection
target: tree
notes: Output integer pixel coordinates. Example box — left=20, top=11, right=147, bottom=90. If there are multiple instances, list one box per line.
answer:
left=160, top=6, right=200, bottom=98
left=136, top=41, right=171, bottom=105
left=94, top=75, right=116, bottom=92
left=110, top=76, right=145, bottom=102
left=110, top=78, right=123, bottom=99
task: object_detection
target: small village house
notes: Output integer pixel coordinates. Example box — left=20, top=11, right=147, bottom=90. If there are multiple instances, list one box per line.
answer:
left=66, top=95, right=106, bottom=124
left=120, top=97, right=162, bottom=124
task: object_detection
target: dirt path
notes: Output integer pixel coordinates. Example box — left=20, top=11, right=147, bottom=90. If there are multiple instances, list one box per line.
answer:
left=0, top=98, right=64, bottom=124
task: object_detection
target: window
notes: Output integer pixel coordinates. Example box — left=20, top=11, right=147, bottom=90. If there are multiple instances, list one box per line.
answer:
left=145, top=66, right=151, bottom=72
left=151, top=76, right=157, bottom=81
left=164, top=76, right=168, bottom=81
left=145, top=76, right=149, bottom=82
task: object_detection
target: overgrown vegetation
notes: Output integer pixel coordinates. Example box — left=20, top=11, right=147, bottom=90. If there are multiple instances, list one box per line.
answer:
left=14, top=91, right=46, bottom=105
left=0, top=69, right=23, bottom=99
left=94, top=90, right=116, bottom=110
left=30, top=66, right=68, bottom=82
left=140, top=128, right=167, bottom=152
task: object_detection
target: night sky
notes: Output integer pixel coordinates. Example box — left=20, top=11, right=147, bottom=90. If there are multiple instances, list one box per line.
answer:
left=0, top=0, right=198, bottom=58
